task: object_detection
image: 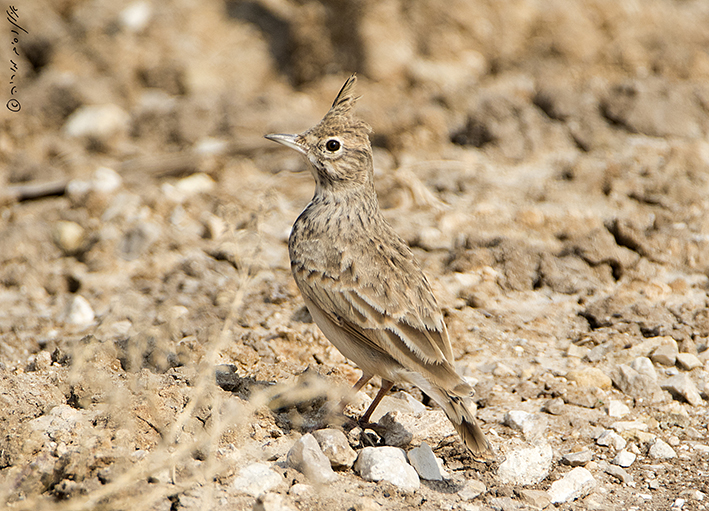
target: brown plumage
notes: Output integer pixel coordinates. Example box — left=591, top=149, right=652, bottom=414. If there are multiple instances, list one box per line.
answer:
left=265, top=75, right=492, bottom=457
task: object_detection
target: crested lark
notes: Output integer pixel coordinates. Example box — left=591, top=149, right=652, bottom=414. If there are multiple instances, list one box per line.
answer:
left=265, top=75, right=492, bottom=457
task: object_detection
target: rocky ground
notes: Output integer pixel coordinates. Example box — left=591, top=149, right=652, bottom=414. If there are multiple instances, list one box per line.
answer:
left=2, top=0, right=709, bottom=509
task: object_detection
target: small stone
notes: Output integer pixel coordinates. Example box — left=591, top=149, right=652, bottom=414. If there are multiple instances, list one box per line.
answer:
left=567, top=344, right=590, bottom=359
left=585, top=344, right=609, bottom=363
left=541, top=397, right=565, bottom=415
left=286, top=434, right=337, bottom=484
left=648, top=439, right=677, bottom=459
left=64, top=104, right=129, bottom=141
left=519, top=489, right=551, bottom=509
left=202, top=212, right=226, bottom=239
left=54, top=221, right=85, bottom=254
left=488, top=497, right=523, bottom=510
left=378, top=411, right=413, bottom=447
left=563, top=386, right=600, bottom=408
left=458, top=479, right=486, bottom=501
left=106, top=319, right=132, bottom=338
left=610, top=364, right=666, bottom=404
left=492, top=361, right=516, bottom=377
left=562, top=449, right=592, bottom=467
left=347, top=427, right=363, bottom=446
left=288, top=483, right=313, bottom=497
left=607, top=400, right=631, bottom=418
left=497, top=443, right=553, bottom=486
left=661, top=374, right=703, bottom=406
left=92, top=167, right=122, bottom=194
left=611, top=449, right=636, bottom=467
left=651, top=341, right=679, bottom=366
left=504, top=410, right=546, bottom=439
left=611, top=420, right=649, bottom=433
left=693, top=444, right=709, bottom=455
left=195, top=136, right=229, bottom=156
left=680, top=489, right=705, bottom=501
left=672, top=498, right=686, bottom=509
left=119, top=1, right=152, bottom=33
left=566, top=367, right=612, bottom=390
left=178, top=173, right=215, bottom=194
left=599, top=460, right=633, bottom=484
left=407, top=442, right=447, bottom=481
left=312, top=429, right=357, bottom=469
left=548, top=467, right=596, bottom=504
left=630, top=357, right=658, bottom=381
left=629, top=430, right=657, bottom=444
left=28, top=351, right=52, bottom=372
left=232, top=463, right=284, bottom=497
left=676, top=353, right=703, bottom=371
left=65, top=295, right=95, bottom=327
left=354, top=446, right=419, bottom=491
left=596, top=430, right=627, bottom=450
left=253, top=493, right=296, bottom=511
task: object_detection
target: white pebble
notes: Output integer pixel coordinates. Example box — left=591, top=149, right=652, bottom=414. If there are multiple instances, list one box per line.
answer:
left=54, top=221, right=84, bottom=254
left=611, top=420, right=648, bottom=433
left=253, top=493, right=296, bottom=511
left=611, top=449, right=636, bottom=467
left=607, top=400, right=630, bottom=418
left=286, top=434, right=337, bottom=484
left=119, top=1, right=152, bottom=33
left=661, top=374, right=703, bottom=406
left=504, top=410, right=546, bottom=439
left=64, top=104, right=129, bottom=141
left=66, top=295, right=95, bottom=327
left=548, top=467, right=597, bottom=504
left=596, top=430, right=627, bottom=450
left=232, top=463, right=283, bottom=497
left=354, top=446, right=419, bottom=491
left=497, top=443, right=553, bottom=486
left=92, top=167, right=122, bottom=194
left=648, top=439, right=677, bottom=460
left=459, top=479, right=486, bottom=501
left=312, top=429, right=357, bottom=469
left=407, top=442, right=447, bottom=481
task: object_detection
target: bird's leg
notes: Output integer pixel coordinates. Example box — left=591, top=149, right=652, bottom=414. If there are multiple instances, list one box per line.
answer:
left=332, top=372, right=372, bottom=417
left=360, top=379, right=394, bottom=425
left=352, top=373, right=373, bottom=394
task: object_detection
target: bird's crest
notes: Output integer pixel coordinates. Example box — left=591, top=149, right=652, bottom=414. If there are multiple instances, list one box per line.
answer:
left=318, top=74, right=371, bottom=135
left=328, top=74, right=360, bottom=118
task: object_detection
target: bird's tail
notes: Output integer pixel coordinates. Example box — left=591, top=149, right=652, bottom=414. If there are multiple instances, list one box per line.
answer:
left=410, top=376, right=492, bottom=458
left=439, top=390, right=492, bottom=457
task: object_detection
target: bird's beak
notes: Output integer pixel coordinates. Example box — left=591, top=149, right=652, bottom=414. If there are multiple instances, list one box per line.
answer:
left=264, top=133, right=307, bottom=155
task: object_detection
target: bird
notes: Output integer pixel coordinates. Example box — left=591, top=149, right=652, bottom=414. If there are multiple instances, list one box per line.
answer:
left=265, top=74, right=492, bottom=457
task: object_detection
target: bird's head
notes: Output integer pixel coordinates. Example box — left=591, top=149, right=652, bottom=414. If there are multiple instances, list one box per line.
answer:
left=266, top=74, right=375, bottom=194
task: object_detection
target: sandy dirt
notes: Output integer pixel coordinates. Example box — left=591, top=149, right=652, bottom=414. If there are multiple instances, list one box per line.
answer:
left=1, top=0, right=709, bottom=509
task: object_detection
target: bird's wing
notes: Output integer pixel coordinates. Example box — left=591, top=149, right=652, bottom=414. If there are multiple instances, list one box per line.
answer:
left=295, top=267, right=462, bottom=388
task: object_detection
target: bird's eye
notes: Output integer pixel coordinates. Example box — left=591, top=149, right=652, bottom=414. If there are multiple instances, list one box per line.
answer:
left=325, top=139, right=341, bottom=152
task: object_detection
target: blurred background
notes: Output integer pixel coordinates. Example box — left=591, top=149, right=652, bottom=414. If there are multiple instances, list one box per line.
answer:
left=3, top=0, right=709, bottom=178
